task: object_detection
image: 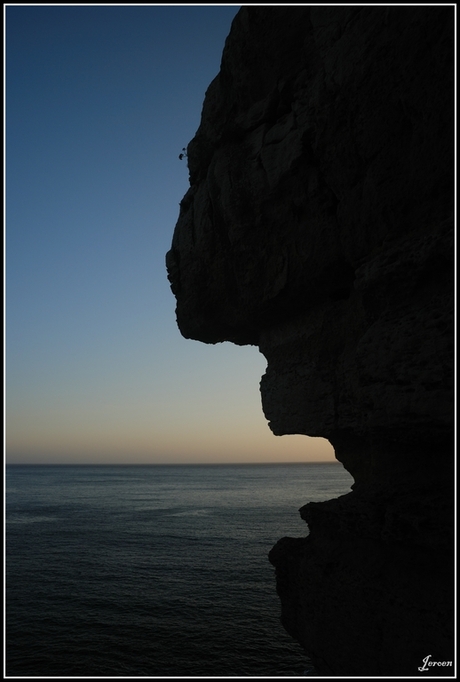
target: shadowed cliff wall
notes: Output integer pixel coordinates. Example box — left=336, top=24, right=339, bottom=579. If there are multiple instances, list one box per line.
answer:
left=166, top=6, right=454, bottom=676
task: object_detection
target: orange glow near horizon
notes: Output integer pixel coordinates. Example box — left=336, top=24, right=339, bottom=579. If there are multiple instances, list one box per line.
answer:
left=6, top=340, right=338, bottom=466
left=6, top=432, right=336, bottom=466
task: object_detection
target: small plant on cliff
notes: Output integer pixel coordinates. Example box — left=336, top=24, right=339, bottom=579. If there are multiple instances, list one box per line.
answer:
left=178, top=147, right=187, bottom=161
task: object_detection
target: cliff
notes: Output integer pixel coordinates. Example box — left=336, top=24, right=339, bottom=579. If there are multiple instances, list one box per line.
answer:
left=166, top=6, right=454, bottom=676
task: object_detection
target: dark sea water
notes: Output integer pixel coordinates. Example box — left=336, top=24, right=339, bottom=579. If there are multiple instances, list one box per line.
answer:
left=6, top=463, right=353, bottom=678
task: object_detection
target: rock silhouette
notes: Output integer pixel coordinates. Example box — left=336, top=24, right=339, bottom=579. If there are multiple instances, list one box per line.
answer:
left=166, top=6, right=454, bottom=676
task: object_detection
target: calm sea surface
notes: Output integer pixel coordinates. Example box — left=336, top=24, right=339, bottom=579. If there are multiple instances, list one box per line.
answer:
left=6, top=463, right=353, bottom=677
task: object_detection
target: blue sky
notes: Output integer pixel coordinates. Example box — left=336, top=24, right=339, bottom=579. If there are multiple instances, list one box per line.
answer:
left=5, top=4, right=335, bottom=464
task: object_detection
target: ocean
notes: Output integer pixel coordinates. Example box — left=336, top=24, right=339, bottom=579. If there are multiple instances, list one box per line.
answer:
left=6, top=463, right=353, bottom=678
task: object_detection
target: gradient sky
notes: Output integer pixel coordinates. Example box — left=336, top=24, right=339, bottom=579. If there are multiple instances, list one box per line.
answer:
left=5, top=4, right=336, bottom=465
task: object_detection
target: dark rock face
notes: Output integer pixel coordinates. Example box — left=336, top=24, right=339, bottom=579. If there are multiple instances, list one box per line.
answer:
left=166, top=6, right=454, bottom=676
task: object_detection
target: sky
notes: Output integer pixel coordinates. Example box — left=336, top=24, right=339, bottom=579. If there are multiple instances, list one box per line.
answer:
left=5, top=4, right=336, bottom=465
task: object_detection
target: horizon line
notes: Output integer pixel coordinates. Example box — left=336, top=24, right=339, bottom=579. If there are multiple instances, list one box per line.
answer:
left=5, top=460, right=340, bottom=467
